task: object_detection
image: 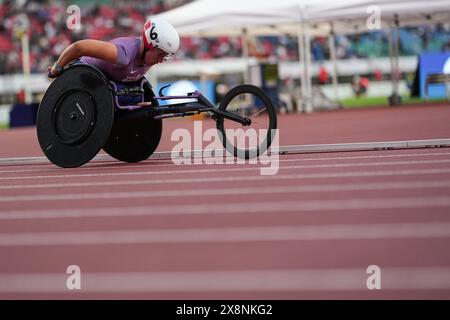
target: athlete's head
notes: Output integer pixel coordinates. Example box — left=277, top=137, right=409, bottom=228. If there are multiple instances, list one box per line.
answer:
left=142, top=18, right=180, bottom=65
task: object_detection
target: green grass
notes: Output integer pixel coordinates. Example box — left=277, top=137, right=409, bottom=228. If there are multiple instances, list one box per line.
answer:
left=0, top=123, right=8, bottom=130
left=340, top=96, right=447, bottom=108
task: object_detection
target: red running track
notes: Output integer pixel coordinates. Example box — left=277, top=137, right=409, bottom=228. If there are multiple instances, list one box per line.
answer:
left=0, top=104, right=450, bottom=299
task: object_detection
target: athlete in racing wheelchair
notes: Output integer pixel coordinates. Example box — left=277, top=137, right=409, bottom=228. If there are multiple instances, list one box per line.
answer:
left=39, top=18, right=277, bottom=168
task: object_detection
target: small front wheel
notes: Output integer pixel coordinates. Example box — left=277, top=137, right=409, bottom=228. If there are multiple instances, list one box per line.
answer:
left=216, top=85, right=277, bottom=159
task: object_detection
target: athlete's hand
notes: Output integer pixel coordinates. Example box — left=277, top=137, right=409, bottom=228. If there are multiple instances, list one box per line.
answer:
left=47, top=66, right=55, bottom=78
left=47, top=62, right=64, bottom=78
left=47, top=65, right=59, bottom=78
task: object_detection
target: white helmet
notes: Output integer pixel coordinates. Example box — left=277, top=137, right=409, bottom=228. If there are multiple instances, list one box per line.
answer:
left=143, top=18, right=180, bottom=60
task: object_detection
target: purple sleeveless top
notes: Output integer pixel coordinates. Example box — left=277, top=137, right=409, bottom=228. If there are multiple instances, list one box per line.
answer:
left=80, top=37, right=150, bottom=83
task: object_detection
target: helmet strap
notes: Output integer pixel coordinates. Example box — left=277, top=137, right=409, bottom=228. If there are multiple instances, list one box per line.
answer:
left=140, top=43, right=151, bottom=66
left=142, top=46, right=148, bottom=60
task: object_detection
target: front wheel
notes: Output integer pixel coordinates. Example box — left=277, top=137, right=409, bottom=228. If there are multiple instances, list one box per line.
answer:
left=216, top=85, right=277, bottom=159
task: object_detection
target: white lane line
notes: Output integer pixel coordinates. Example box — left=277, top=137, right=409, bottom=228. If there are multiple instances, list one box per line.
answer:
left=0, top=222, right=449, bottom=246
left=1, top=159, right=450, bottom=181
left=2, top=168, right=450, bottom=190
left=0, top=196, right=450, bottom=220
left=1, top=138, right=449, bottom=166
left=278, top=139, right=450, bottom=154
left=0, top=151, right=449, bottom=174
left=1, top=181, right=450, bottom=202
left=1, top=267, right=450, bottom=292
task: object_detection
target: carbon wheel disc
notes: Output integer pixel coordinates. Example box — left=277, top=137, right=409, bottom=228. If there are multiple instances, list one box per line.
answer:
left=37, top=64, right=115, bottom=168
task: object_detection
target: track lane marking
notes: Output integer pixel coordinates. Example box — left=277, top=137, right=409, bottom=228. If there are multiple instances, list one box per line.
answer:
left=1, top=159, right=450, bottom=181
left=1, top=267, right=450, bottom=292
left=1, top=180, right=450, bottom=202
left=0, top=151, right=449, bottom=174
left=2, top=168, right=450, bottom=189
left=0, top=197, right=450, bottom=220
left=0, top=222, right=450, bottom=246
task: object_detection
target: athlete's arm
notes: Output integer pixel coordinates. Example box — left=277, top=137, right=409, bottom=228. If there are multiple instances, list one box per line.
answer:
left=49, top=40, right=118, bottom=77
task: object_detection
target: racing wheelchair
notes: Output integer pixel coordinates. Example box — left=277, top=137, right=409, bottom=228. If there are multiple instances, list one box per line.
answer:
left=37, top=64, right=277, bottom=168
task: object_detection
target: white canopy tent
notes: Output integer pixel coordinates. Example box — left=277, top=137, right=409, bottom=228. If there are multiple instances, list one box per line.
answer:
left=153, top=0, right=303, bottom=37
left=155, top=0, right=450, bottom=36
left=154, top=0, right=450, bottom=110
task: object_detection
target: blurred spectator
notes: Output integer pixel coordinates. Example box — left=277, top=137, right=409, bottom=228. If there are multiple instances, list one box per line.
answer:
left=318, top=65, right=328, bottom=85
left=351, top=75, right=370, bottom=96
left=312, top=37, right=327, bottom=62
left=16, top=88, right=25, bottom=104
left=374, top=68, right=383, bottom=81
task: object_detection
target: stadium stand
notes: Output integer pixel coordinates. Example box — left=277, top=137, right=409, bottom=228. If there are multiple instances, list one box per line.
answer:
left=0, top=0, right=449, bottom=75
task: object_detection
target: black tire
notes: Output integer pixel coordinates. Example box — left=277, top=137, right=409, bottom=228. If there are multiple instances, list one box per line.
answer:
left=103, top=80, right=162, bottom=163
left=216, top=85, right=277, bottom=159
left=36, top=64, right=115, bottom=168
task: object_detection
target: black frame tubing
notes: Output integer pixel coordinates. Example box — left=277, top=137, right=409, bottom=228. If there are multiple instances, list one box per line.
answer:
left=115, top=92, right=251, bottom=125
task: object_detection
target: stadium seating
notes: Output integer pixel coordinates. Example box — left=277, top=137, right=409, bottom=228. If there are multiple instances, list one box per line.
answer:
left=0, top=0, right=449, bottom=75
